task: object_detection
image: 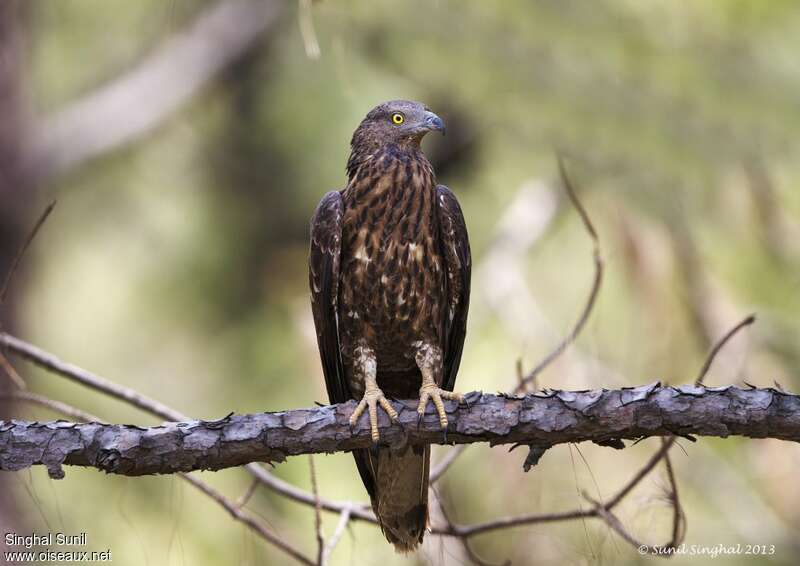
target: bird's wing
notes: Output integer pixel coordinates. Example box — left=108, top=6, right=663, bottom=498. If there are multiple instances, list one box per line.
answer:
left=309, top=191, right=348, bottom=404
left=436, top=185, right=471, bottom=392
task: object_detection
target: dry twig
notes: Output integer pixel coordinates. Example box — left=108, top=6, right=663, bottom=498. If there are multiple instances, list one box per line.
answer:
left=0, top=201, right=56, bottom=308
left=516, top=156, right=602, bottom=393
left=321, top=506, right=352, bottom=565
left=309, top=455, right=325, bottom=565
left=695, top=314, right=756, bottom=385
left=0, top=352, right=25, bottom=390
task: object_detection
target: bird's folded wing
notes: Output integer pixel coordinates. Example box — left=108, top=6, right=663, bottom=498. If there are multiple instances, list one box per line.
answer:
left=436, top=185, right=471, bottom=392
left=309, top=190, right=348, bottom=404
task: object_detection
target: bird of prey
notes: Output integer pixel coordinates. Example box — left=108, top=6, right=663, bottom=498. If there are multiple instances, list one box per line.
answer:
left=308, top=100, right=471, bottom=551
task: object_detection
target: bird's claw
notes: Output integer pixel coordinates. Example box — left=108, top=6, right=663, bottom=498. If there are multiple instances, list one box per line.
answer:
left=349, top=385, right=398, bottom=443
left=416, top=382, right=464, bottom=430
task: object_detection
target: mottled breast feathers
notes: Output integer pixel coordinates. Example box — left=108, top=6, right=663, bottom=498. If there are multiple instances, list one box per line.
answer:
left=308, top=182, right=470, bottom=401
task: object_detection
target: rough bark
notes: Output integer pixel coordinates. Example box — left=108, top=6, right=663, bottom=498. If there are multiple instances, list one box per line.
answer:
left=1, top=383, right=798, bottom=479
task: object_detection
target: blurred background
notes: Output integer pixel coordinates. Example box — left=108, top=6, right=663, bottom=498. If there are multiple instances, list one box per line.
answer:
left=1, top=0, right=799, bottom=564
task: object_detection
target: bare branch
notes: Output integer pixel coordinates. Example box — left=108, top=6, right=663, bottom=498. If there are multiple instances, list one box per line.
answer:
left=435, top=505, right=592, bottom=538
left=0, top=332, right=187, bottom=422
left=309, top=455, right=324, bottom=565
left=28, top=0, right=283, bottom=181
left=0, top=331, right=377, bottom=524
left=435, top=488, right=510, bottom=566
left=321, top=506, right=351, bottom=565
left=235, top=477, right=261, bottom=509
left=695, top=314, right=756, bottom=385
left=516, top=156, right=603, bottom=392
left=0, top=353, right=25, bottom=390
left=181, top=472, right=315, bottom=565
left=0, top=201, right=56, bottom=308
left=6, top=388, right=313, bottom=565
left=432, top=436, right=679, bottom=540
left=662, top=443, right=686, bottom=550
left=604, top=436, right=675, bottom=510
left=438, top=159, right=607, bottom=492
left=3, top=391, right=101, bottom=423
left=2, top=383, right=797, bottom=479
left=430, top=444, right=466, bottom=484
left=244, top=462, right=375, bottom=524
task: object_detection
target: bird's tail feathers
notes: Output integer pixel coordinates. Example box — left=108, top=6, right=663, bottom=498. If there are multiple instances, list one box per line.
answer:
left=366, top=444, right=429, bottom=552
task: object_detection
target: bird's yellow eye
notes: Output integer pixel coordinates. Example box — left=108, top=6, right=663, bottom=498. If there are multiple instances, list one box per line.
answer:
left=391, top=113, right=404, bottom=125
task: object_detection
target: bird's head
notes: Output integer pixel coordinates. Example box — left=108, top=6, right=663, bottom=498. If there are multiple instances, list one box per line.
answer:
left=350, top=99, right=445, bottom=153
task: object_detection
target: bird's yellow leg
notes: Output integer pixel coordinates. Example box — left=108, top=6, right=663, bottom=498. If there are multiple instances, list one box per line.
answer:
left=349, top=344, right=397, bottom=442
left=415, top=344, right=464, bottom=428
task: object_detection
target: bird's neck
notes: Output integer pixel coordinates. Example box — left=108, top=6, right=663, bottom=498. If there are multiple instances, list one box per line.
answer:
left=344, top=143, right=435, bottom=205
left=346, top=141, right=431, bottom=184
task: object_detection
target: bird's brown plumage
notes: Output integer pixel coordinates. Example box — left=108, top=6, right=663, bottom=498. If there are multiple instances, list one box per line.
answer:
left=309, top=100, right=470, bottom=551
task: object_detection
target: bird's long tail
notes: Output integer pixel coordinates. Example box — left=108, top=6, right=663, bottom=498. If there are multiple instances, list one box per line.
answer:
left=353, top=445, right=429, bottom=552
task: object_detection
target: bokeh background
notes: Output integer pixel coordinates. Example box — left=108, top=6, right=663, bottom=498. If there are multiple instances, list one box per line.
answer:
left=2, top=1, right=800, bottom=564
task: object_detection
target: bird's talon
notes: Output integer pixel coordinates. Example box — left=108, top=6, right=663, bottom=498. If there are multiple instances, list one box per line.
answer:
left=349, top=385, right=394, bottom=443
left=417, top=383, right=464, bottom=432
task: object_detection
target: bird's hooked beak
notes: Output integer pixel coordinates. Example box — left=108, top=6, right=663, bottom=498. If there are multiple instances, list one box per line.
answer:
left=422, top=111, right=446, bottom=136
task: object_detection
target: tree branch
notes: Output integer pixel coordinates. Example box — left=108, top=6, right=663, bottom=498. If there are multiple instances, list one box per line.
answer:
left=27, top=0, right=283, bottom=181
left=0, top=331, right=377, bottom=524
left=2, top=384, right=797, bottom=479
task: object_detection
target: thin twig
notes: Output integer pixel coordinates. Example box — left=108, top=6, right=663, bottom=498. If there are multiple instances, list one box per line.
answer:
left=603, top=437, right=676, bottom=510
left=432, top=433, right=677, bottom=539
left=516, top=156, right=603, bottom=393
left=0, top=352, right=26, bottom=389
left=585, top=490, right=683, bottom=558
left=309, top=455, right=324, bottom=565
left=430, top=445, right=467, bottom=484
left=3, top=391, right=101, bottom=422
left=321, top=506, right=351, bottom=565
left=435, top=489, right=510, bottom=566
left=181, top=473, right=315, bottom=566
left=0, top=332, right=184, bottom=422
left=433, top=506, right=593, bottom=538
left=585, top=496, right=647, bottom=550
left=244, top=463, right=376, bottom=524
left=575, top=439, right=685, bottom=557
left=662, top=442, right=686, bottom=549
left=514, top=356, right=531, bottom=392
left=0, top=201, right=56, bottom=308
left=694, top=314, right=756, bottom=385
left=235, top=477, right=261, bottom=509
left=436, top=158, right=605, bottom=491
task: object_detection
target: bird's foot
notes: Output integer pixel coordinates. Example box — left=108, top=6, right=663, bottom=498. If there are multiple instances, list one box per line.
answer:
left=349, top=384, right=398, bottom=443
left=416, top=379, right=464, bottom=429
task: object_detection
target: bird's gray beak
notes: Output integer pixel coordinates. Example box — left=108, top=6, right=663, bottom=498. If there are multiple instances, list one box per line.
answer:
left=423, top=111, right=446, bottom=135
